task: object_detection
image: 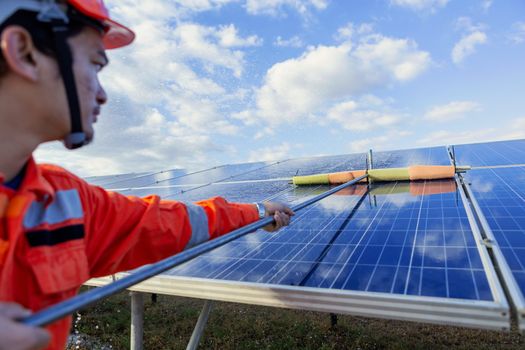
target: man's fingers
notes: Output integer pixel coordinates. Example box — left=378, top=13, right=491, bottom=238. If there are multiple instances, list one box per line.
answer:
left=0, top=320, right=51, bottom=350
left=274, top=211, right=284, bottom=228
left=261, top=202, right=293, bottom=232
left=283, top=207, right=295, bottom=216
left=0, top=303, right=31, bottom=319
left=277, top=211, right=289, bottom=226
left=29, top=327, right=51, bottom=350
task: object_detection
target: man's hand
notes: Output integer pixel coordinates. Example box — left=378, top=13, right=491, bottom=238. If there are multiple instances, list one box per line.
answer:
left=261, top=202, right=295, bottom=232
left=0, top=302, right=50, bottom=350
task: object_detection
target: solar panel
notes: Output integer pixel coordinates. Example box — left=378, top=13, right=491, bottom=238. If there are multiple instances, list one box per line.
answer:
left=167, top=180, right=495, bottom=301
left=226, top=153, right=366, bottom=181
left=95, top=168, right=188, bottom=188
left=85, top=172, right=152, bottom=187
left=168, top=181, right=292, bottom=203
left=453, top=139, right=525, bottom=167
left=465, top=166, right=525, bottom=330
left=104, top=162, right=273, bottom=191
left=85, top=144, right=518, bottom=330
left=372, top=146, right=451, bottom=168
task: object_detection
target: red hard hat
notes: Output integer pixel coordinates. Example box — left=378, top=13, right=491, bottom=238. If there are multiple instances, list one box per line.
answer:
left=68, top=0, right=135, bottom=49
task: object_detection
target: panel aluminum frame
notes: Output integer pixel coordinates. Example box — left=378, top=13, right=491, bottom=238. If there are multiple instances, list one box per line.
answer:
left=463, top=179, right=525, bottom=332
left=86, top=273, right=508, bottom=330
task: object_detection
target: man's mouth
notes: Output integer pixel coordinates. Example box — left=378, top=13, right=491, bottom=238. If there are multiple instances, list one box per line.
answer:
left=93, top=106, right=101, bottom=123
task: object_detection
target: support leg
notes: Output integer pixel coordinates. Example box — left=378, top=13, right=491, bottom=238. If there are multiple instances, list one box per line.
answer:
left=186, top=301, right=214, bottom=350
left=130, top=292, right=144, bottom=350
left=330, top=313, right=338, bottom=327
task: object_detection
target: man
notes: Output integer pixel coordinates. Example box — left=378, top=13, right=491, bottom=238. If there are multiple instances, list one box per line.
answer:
left=0, top=1, right=294, bottom=349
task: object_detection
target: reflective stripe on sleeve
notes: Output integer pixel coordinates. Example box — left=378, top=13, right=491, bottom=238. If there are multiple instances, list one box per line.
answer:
left=23, top=189, right=84, bottom=230
left=183, top=202, right=210, bottom=249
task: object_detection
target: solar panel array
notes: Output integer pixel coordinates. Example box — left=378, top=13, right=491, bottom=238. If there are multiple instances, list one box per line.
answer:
left=86, top=139, right=525, bottom=330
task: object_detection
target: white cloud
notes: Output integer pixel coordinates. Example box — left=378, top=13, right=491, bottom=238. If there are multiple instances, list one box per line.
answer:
left=417, top=118, right=525, bottom=147
left=111, top=0, right=238, bottom=21
left=451, top=17, right=487, bottom=64
left=455, top=17, right=485, bottom=33
left=274, top=35, right=304, bottom=48
left=390, top=0, right=449, bottom=12
left=508, top=22, right=525, bottom=44
left=172, top=23, right=261, bottom=77
left=481, top=0, right=493, bottom=12
left=451, top=31, right=487, bottom=64
left=424, top=101, right=481, bottom=122
left=34, top=144, right=125, bottom=176
left=216, top=24, right=263, bottom=47
left=417, top=129, right=495, bottom=147
left=247, top=142, right=292, bottom=162
left=348, top=130, right=412, bottom=153
left=326, top=99, right=402, bottom=131
left=335, top=23, right=374, bottom=42
left=245, top=0, right=328, bottom=16
left=501, top=117, right=525, bottom=139
left=239, top=29, right=430, bottom=127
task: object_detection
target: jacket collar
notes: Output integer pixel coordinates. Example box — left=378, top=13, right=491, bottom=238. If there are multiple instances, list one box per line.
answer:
left=1, top=157, right=55, bottom=203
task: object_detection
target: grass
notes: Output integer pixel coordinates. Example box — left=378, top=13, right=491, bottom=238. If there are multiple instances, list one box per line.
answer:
left=67, top=288, right=524, bottom=350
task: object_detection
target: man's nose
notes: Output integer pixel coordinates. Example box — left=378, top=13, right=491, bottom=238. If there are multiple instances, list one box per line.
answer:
left=96, top=83, right=108, bottom=105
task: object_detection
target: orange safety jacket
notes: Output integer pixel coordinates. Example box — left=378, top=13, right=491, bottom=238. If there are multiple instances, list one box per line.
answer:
left=0, top=157, right=259, bottom=350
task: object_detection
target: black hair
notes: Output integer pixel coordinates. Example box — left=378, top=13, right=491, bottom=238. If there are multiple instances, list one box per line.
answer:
left=0, top=7, right=102, bottom=77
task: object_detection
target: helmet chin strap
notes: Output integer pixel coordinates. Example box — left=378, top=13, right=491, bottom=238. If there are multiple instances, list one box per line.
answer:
left=36, top=1, right=87, bottom=149
left=50, top=22, right=87, bottom=150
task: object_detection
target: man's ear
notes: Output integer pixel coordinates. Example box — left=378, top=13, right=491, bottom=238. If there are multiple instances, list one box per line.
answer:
left=0, top=25, right=40, bottom=81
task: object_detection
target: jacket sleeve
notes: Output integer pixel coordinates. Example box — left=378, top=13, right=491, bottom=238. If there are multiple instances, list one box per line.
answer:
left=78, top=182, right=259, bottom=278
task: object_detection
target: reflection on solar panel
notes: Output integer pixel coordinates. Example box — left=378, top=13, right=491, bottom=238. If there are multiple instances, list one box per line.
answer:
left=454, top=139, right=525, bottom=167
left=170, top=180, right=493, bottom=300
left=85, top=140, right=525, bottom=331
left=373, top=146, right=451, bottom=168
left=466, top=166, right=525, bottom=331
left=84, top=171, right=152, bottom=187
left=226, top=153, right=366, bottom=181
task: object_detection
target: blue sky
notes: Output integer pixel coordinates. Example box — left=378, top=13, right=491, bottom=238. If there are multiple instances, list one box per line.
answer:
left=35, top=0, right=525, bottom=176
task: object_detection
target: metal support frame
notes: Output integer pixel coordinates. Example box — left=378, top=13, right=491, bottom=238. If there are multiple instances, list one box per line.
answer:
left=461, top=175, right=525, bottom=332
left=367, top=149, right=373, bottom=170
left=130, top=292, right=144, bottom=350
left=187, top=301, right=214, bottom=350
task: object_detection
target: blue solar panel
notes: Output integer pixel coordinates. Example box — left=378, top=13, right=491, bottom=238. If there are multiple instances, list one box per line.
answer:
left=112, top=155, right=367, bottom=201
left=466, top=167, right=525, bottom=301
left=84, top=143, right=515, bottom=329
left=169, top=181, right=292, bottom=202
left=453, top=139, right=525, bottom=167
left=85, top=172, right=151, bottom=187
left=104, top=162, right=272, bottom=190
left=372, top=146, right=451, bottom=168
left=227, top=153, right=366, bottom=181
left=96, top=168, right=188, bottom=188
left=166, top=179, right=494, bottom=302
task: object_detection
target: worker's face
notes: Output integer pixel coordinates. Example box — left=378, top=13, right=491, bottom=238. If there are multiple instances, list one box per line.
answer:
left=45, top=26, right=108, bottom=145
left=68, top=27, right=108, bottom=144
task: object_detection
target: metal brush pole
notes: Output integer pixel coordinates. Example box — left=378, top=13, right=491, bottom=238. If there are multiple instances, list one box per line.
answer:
left=22, top=174, right=368, bottom=327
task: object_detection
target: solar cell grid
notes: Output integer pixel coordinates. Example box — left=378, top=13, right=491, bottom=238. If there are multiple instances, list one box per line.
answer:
left=226, top=153, right=366, bottom=181
left=453, top=139, right=525, bottom=167
left=166, top=179, right=494, bottom=302
left=106, top=162, right=271, bottom=190
left=99, top=168, right=188, bottom=188
left=85, top=172, right=150, bottom=187
left=372, top=146, right=451, bottom=168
